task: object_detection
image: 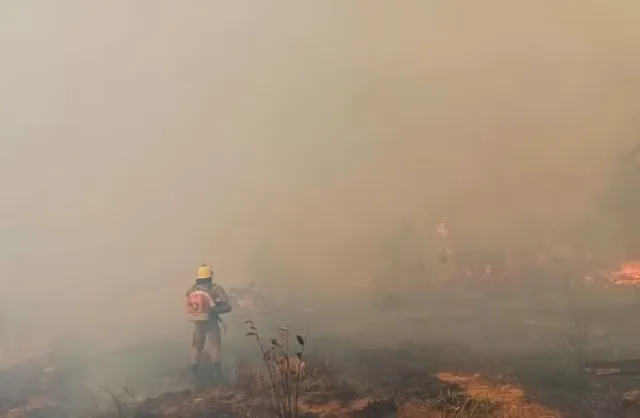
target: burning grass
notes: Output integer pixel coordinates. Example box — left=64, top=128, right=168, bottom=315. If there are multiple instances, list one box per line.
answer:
left=608, top=262, right=640, bottom=286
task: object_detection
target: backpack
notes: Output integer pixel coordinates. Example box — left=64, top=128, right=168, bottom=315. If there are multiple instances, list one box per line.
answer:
left=185, top=289, right=215, bottom=322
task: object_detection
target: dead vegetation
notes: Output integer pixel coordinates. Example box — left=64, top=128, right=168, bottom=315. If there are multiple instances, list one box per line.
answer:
left=5, top=250, right=640, bottom=418
left=2, top=321, right=640, bottom=418
left=243, top=321, right=307, bottom=418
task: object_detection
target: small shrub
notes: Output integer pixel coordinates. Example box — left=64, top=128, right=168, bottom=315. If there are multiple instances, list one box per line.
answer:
left=99, top=385, right=139, bottom=418
left=245, top=320, right=307, bottom=418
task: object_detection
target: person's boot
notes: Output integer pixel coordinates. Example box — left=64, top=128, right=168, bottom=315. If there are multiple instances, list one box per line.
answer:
left=211, top=362, right=222, bottom=386
left=190, top=364, right=201, bottom=389
left=192, top=363, right=210, bottom=388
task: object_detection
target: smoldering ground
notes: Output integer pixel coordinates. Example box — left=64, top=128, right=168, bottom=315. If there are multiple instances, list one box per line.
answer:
left=1, top=1, right=640, bottom=413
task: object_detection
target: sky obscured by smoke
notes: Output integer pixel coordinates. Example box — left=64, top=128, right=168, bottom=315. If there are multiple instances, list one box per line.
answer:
left=1, top=1, right=640, bottom=342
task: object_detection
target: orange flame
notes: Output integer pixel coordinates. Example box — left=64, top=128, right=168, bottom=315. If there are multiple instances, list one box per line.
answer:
left=609, top=262, right=640, bottom=285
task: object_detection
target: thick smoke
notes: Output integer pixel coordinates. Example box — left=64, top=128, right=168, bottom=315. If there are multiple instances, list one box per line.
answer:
left=0, top=1, right=639, bottom=349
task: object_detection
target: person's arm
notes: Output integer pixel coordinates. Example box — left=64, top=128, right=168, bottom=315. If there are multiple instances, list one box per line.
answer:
left=209, top=286, right=232, bottom=315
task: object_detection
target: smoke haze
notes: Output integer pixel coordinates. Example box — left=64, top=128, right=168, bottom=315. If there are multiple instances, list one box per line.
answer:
left=1, top=1, right=640, bottom=348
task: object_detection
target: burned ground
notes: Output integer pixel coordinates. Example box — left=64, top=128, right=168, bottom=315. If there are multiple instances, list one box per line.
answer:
left=4, top=267, right=640, bottom=418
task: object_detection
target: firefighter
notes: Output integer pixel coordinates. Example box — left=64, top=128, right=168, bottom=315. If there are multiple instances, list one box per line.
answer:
left=185, top=264, right=232, bottom=385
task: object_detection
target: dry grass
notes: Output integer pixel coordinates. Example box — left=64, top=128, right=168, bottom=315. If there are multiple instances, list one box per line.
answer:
left=88, top=344, right=635, bottom=418
left=3, top=309, right=638, bottom=418
left=435, top=372, right=562, bottom=418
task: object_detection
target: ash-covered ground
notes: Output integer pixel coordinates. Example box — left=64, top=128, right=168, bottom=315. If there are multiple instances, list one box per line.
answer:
left=4, top=263, right=640, bottom=418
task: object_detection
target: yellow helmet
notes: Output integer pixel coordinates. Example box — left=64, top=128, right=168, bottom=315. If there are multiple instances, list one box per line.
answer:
left=197, top=264, right=213, bottom=279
